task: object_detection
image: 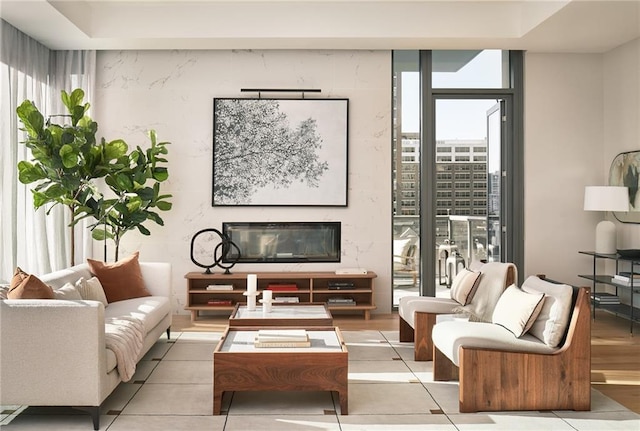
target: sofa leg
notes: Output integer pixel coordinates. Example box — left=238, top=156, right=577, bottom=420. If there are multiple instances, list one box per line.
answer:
left=166, top=328, right=171, bottom=339
left=399, top=317, right=414, bottom=342
left=75, top=406, right=99, bottom=430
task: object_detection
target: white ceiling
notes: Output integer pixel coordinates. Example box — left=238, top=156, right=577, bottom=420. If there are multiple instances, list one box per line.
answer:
left=1, top=0, right=639, bottom=53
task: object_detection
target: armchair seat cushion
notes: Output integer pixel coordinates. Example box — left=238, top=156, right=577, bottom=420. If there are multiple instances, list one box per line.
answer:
left=398, top=296, right=458, bottom=327
left=431, top=320, right=557, bottom=366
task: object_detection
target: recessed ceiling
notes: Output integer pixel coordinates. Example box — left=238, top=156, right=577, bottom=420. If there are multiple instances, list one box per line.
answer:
left=0, top=0, right=638, bottom=52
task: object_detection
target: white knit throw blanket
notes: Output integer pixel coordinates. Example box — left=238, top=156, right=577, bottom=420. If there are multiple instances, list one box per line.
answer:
left=105, top=316, right=145, bottom=382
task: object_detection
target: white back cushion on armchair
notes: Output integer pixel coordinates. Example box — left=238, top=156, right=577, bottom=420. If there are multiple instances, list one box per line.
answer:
left=455, top=262, right=517, bottom=322
left=492, top=285, right=545, bottom=337
left=521, top=275, right=573, bottom=348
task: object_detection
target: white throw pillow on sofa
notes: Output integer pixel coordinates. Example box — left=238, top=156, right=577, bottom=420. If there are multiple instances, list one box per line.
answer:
left=492, top=285, right=545, bottom=337
left=75, top=277, right=109, bottom=308
left=53, top=282, right=83, bottom=300
left=450, top=268, right=482, bottom=306
left=521, top=275, right=573, bottom=348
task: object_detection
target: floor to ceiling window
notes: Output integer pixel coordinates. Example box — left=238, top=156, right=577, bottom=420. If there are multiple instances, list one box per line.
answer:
left=392, top=50, right=524, bottom=306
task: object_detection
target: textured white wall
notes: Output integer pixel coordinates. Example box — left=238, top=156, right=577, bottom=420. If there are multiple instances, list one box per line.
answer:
left=525, top=40, right=640, bottom=312
left=93, top=50, right=393, bottom=314
left=604, top=38, right=640, bottom=310
left=524, top=52, right=604, bottom=286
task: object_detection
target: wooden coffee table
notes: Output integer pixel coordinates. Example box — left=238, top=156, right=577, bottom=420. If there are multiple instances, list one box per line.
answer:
left=228, top=303, right=333, bottom=327
left=213, top=326, right=348, bottom=415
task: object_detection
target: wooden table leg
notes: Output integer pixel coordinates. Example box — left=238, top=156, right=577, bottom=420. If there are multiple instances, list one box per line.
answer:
left=213, top=389, right=223, bottom=415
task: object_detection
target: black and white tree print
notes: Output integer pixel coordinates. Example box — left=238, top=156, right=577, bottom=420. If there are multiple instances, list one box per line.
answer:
left=213, top=99, right=334, bottom=205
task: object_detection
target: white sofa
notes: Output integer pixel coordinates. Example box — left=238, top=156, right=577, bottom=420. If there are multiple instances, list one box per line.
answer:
left=0, top=262, right=172, bottom=430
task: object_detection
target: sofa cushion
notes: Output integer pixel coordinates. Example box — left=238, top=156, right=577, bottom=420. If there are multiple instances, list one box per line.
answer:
left=8, top=274, right=55, bottom=299
left=104, top=296, right=171, bottom=334
left=53, top=282, right=83, bottom=300
left=87, top=252, right=151, bottom=303
left=492, top=285, right=545, bottom=337
left=432, top=320, right=557, bottom=366
left=450, top=268, right=482, bottom=305
left=75, top=277, right=109, bottom=308
left=521, top=276, right=574, bottom=348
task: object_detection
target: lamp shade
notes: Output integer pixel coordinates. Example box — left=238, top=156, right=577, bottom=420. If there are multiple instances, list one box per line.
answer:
left=583, top=186, right=629, bottom=212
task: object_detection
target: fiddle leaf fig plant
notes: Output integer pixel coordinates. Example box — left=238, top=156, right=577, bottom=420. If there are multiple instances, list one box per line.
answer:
left=88, top=130, right=172, bottom=261
left=16, top=88, right=127, bottom=264
left=17, top=88, right=172, bottom=263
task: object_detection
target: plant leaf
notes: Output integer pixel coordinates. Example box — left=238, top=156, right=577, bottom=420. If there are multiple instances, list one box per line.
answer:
left=17, top=161, right=46, bottom=183
left=115, top=173, right=134, bottom=191
left=59, top=144, right=78, bottom=168
left=156, top=201, right=172, bottom=211
left=91, top=228, right=113, bottom=241
left=137, top=225, right=151, bottom=235
left=32, top=191, right=48, bottom=208
left=104, top=139, right=128, bottom=160
left=152, top=167, right=168, bottom=181
left=16, top=101, right=44, bottom=137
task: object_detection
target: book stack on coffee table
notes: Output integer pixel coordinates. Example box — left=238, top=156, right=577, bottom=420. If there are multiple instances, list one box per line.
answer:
left=254, top=329, right=311, bottom=348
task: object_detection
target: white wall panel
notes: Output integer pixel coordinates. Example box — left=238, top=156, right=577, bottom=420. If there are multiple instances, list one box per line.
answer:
left=94, top=50, right=393, bottom=314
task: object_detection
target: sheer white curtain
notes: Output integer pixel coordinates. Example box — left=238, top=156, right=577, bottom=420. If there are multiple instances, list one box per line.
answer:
left=0, top=19, right=96, bottom=282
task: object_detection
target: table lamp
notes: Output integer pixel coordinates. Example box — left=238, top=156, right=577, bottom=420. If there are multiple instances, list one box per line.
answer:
left=583, top=186, right=629, bottom=254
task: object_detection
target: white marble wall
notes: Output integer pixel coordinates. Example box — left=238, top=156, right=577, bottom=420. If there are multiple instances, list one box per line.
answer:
left=94, top=50, right=393, bottom=314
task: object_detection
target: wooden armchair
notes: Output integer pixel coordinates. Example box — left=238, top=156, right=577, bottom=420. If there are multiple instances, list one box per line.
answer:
left=432, top=286, right=591, bottom=413
left=399, top=262, right=516, bottom=361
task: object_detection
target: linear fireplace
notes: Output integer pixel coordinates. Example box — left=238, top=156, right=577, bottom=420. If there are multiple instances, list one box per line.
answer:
left=222, top=222, right=341, bottom=263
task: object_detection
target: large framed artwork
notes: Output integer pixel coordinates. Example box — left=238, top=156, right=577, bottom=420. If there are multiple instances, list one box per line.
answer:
left=609, top=150, right=640, bottom=223
left=212, top=98, right=349, bottom=206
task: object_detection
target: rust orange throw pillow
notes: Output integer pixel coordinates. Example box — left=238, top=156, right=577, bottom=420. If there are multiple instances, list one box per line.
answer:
left=10, top=267, right=29, bottom=291
left=8, top=273, right=55, bottom=299
left=87, top=252, right=151, bottom=303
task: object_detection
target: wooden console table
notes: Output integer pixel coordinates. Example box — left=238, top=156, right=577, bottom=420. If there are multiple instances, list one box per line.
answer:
left=184, top=271, right=377, bottom=321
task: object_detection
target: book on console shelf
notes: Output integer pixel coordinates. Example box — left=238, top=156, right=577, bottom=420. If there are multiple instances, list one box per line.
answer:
left=207, top=299, right=234, bottom=306
left=613, top=272, right=640, bottom=283
left=327, top=297, right=356, bottom=306
left=328, top=281, right=356, bottom=290
left=266, top=283, right=299, bottom=291
left=591, top=292, right=620, bottom=304
left=206, top=284, right=234, bottom=291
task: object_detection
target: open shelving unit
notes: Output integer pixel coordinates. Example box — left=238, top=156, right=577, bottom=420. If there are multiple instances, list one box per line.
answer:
left=578, top=251, right=640, bottom=334
left=184, top=271, right=377, bottom=321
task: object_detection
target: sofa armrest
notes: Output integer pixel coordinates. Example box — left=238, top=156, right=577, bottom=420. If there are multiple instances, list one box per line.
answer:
left=139, top=262, right=171, bottom=297
left=0, top=300, right=107, bottom=406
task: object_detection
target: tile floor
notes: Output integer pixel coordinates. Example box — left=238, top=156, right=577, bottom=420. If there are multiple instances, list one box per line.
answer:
left=1, top=329, right=639, bottom=430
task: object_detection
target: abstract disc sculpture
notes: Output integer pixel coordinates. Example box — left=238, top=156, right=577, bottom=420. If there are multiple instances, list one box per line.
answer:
left=190, top=228, right=240, bottom=274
